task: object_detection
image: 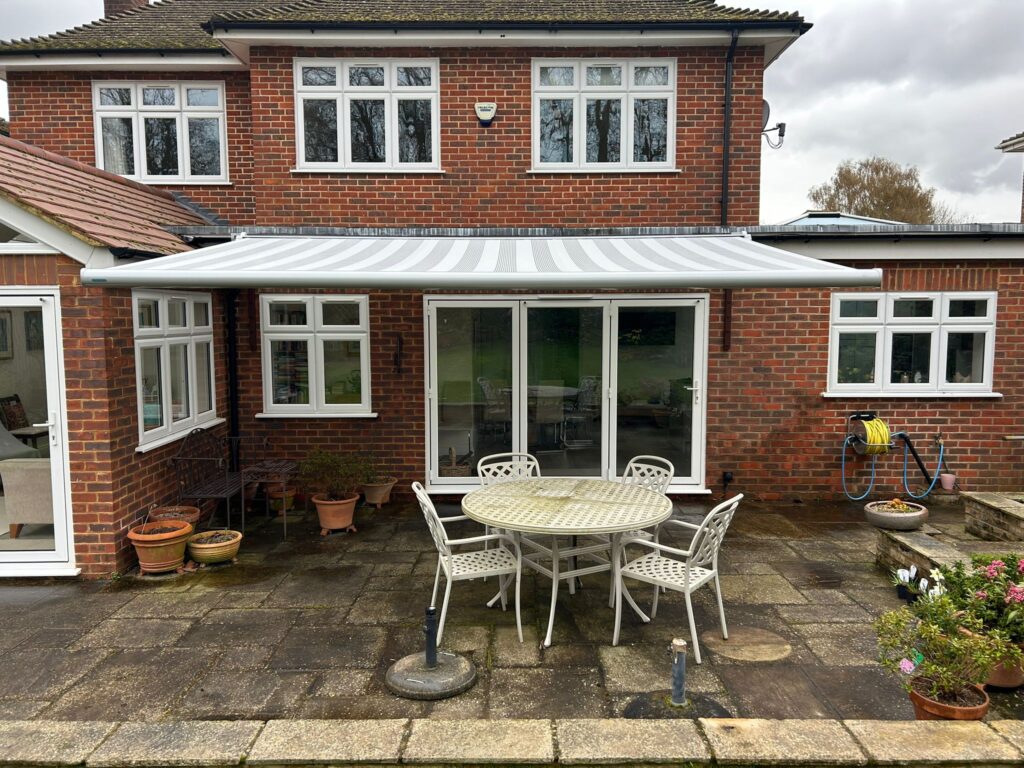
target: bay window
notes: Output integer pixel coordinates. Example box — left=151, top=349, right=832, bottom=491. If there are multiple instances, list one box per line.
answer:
left=828, top=292, right=997, bottom=395
left=133, top=291, right=217, bottom=448
left=260, top=295, right=372, bottom=416
left=532, top=59, right=675, bottom=171
left=93, top=82, right=228, bottom=183
left=294, top=59, right=440, bottom=171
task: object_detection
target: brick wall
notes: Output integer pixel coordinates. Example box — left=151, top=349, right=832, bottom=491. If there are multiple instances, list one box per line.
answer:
left=7, top=45, right=764, bottom=227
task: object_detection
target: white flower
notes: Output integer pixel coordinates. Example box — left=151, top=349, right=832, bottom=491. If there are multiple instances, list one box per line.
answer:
left=896, top=568, right=910, bottom=584
left=930, top=569, right=945, bottom=583
left=909, top=565, right=918, bottom=580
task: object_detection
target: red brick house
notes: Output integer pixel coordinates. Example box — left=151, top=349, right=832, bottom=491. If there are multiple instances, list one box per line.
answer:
left=0, top=0, right=1019, bottom=578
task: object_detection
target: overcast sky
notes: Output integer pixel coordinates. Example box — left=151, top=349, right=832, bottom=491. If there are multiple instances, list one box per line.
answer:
left=2, top=0, right=1023, bottom=222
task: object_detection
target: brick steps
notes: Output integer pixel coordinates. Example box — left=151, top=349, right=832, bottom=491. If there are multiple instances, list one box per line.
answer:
left=964, top=492, right=1024, bottom=541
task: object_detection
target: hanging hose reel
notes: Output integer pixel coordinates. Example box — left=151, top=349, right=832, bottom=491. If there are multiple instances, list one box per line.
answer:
left=841, top=412, right=945, bottom=501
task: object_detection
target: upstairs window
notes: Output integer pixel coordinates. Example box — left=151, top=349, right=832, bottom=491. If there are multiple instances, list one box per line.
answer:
left=532, top=59, right=676, bottom=171
left=294, top=59, right=440, bottom=171
left=828, top=292, right=997, bottom=395
left=93, top=82, right=228, bottom=183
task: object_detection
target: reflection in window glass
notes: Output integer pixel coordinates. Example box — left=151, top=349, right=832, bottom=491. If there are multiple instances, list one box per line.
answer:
left=837, top=333, right=876, bottom=384
left=196, top=341, right=213, bottom=413
left=946, top=332, right=985, bottom=384
left=137, top=298, right=160, bottom=329
left=893, top=299, right=934, bottom=318
left=140, top=347, right=163, bottom=431
left=322, top=302, right=361, bottom=326
left=633, top=98, right=668, bottom=163
left=839, top=299, right=878, bottom=318
left=540, top=66, right=574, bottom=86
left=303, top=100, right=338, bottom=163
left=169, top=344, right=190, bottom=422
left=349, top=66, right=385, bottom=86
left=167, top=300, right=187, bottom=327
left=586, top=66, right=622, bottom=86
left=397, top=100, right=432, bottom=163
left=890, top=333, right=931, bottom=384
left=539, top=99, right=574, bottom=163
left=586, top=99, right=621, bottom=163
left=948, top=299, right=988, bottom=318
left=323, top=340, right=363, bottom=405
left=301, top=66, right=336, bottom=87
left=268, top=302, right=308, bottom=326
left=142, top=86, right=176, bottom=106
left=271, top=340, right=310, bottom=405
left=99, top=87, right=132, bottom=106
left=188, top=118, right=222, bottom=176
left=144, top=117, right=179, bottom=176
left=186, top=88, right=219, bottom=107
left=350, top=100, right=386, bottom=163
left=396, top=66, right=432, bottom=87
left=634, top=66, right=670, bottom=86
left=193, top=302, right=210, bottom=327
left=101, top=117, right=135, bottom=176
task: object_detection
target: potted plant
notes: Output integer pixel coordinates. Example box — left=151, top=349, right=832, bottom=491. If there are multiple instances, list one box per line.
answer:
left=360, top=453, right=397, bottom=510
left=935, top=555, right=1024, bottom=688
left=187, top=529, right=243, bottom=565
left=127, top=518, right=193, bottom=574
left=864, top=497, right=928, bottom=530
left=267, top=485, right=297, bottom=514
left=298, top=450, right=372, bottom=536
left=149, top=504, right=202, bottom=526
left=876, top=594, right=1011, bottom=719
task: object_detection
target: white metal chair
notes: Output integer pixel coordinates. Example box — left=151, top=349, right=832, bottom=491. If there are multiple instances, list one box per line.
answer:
left=613, top=493, right=743, bottom=662
left=477, top=452, right=541, bottom=485
left=412, top=482, right=523, bottom=644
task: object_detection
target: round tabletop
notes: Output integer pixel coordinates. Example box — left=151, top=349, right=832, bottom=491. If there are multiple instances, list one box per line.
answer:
left=461, top=478, right=673, bottom=535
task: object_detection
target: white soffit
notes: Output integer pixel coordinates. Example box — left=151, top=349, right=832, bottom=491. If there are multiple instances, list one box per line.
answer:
left=80, top=234, right=882, bottom=289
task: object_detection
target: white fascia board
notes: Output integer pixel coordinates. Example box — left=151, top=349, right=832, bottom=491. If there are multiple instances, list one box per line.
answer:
left=81, top=266, right=882, bottom=289
left=763, top=238, right=1024, bottom=262
left=0, top=53, right=246, bottom=77
left=0, top=196, right=115, bottom=267
left=997, top=137, right=1024, bottom=153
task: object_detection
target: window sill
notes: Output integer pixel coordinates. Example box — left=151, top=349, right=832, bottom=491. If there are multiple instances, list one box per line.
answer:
left=291, top=168, right=445, bottom=175
left=135, top=417, right=226, bottom=454
left=821, top=392, right=1002, bottom=399
left=527, top=167, right=679, bottom=174
left=255, top=412, right=379, bottom=419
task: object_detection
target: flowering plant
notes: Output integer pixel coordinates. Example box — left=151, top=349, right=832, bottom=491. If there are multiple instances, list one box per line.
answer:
left=875, top=594, right=1010, bottom=704
left=938, top=554, right=1024, bottom=645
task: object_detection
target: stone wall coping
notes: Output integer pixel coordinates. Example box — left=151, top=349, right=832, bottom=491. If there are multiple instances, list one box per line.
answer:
left=0, top=718, right=1021, bottom=767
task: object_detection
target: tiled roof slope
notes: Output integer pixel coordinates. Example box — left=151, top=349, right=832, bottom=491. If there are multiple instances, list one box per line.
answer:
left=0, top=0, right=803, bottom=54
left=0, top=136, right=206, bottom=255
left=997, top=131, right=1024, bottom=152
left=212, top=0, right=804, bottom=25
left=0, top=1, right=279, bottom=54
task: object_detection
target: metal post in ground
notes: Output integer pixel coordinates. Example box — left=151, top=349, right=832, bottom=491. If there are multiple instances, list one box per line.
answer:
left=670, top=638, right=687, bottom=706
left=385, top=605, right=476, bottom=700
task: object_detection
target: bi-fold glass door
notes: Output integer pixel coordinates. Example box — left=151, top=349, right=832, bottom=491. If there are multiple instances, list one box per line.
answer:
left=426, top=296, right=706, bottom=489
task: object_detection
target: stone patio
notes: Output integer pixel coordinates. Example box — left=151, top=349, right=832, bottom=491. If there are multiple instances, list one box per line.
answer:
left=1, top=497, right=1021, bottom=723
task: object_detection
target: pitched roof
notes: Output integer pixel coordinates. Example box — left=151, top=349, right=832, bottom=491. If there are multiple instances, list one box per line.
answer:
left=0, top=0, right=804, bottom=55
left=997, top=131, right=1024, bottom=153
left=0, top=135, right=208, bottom=256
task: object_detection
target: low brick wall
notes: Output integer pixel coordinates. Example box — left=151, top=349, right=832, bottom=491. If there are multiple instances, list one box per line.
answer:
left=964, top=492, right=1024, bottom=541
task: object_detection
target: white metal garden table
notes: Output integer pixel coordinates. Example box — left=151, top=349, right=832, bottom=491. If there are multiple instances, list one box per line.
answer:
left=462, top=477, right=673, bottom=648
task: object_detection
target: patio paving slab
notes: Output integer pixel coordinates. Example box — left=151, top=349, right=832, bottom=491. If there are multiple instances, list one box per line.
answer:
left=113, top=592, right=224, bottom=619
left=73, top=619, right=194, bottom=649
left=87, top=721, right=263, bottom=767
left=598, top=645, right=724, bottom=694
left=247, top=718, right=407, bottom=764
left=176, top=609, right=298, bottom=648
left=844, top=720, right=1022, bottom=764
left=269, top=625, right=387, bottom=669
left=801, top=667, right=913, bottom=720
left=489, top=668, right=607, bottom=719
left=556, top=718, right=708, bottom=764
left=174, top=670, right=314, bottom=720
left=714, top=665, right=836, bottom=719
left=718, top=575, right=808, bottom=605
left=989, top=720, right=1024, bottom=754
left=0, top=720, right=115, bottom=766
left=700, top=718, right=866, bottom=765
left=0, top=648, right=108, bottom=700
left=311, top=669, right=374, bottom=697
left=775, top=604, right=870, bottom=624
left=404, top=719, right=553, bottom=764
left=793, top=623, right=880, bottom=667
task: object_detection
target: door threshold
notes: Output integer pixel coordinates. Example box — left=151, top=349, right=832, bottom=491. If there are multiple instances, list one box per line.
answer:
left=0, top=564, right=81, bottom=578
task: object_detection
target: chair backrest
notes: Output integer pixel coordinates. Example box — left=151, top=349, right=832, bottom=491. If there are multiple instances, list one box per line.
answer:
left=0, top=394, right=29, bottom=430
left=687, top=494, right=743, bottom=569
left=477, top=452, right=540, bottom=486
left=412, top=481, right=450, bottom=556
left=575, top=376, right=601, bottom=411
left=621, top=455, right=674, bottom=494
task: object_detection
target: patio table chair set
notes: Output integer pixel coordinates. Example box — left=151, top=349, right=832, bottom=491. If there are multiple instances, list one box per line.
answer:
left=414, top=450, right=743, bottom=661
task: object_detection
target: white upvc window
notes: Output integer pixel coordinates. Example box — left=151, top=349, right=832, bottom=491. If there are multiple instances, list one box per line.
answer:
left=260, top=295, right=372, bottom=415
left=532, top=59, right=676, bottom=171
left=133, top=290, right=217, bottom=447
left=828, top=291, right=997, bottom=395
left=293, top=59, right=440, bottom=171
left=93, top=81, right=228, bottom=183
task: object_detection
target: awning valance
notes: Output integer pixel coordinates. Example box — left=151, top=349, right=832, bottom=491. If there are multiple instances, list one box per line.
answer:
left=80, top=234, right=882, bottom=289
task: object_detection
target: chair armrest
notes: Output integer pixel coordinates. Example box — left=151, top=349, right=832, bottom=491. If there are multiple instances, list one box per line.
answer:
left=621, top=536, right=693, bottom=559
left=447, top=533, right=510, bottom=547
left=439, top=514, right=470, bottom=523
left=663, top=518, right=700, bottom=531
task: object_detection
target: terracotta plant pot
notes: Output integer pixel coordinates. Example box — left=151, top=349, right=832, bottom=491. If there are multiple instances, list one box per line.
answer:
left=940, top=473, right=957, bottom=491
left=267, top=485, right=297, bottom=513
left=127, top=519, right=193, bottom=574
left=960, top=627, right=1024, bottom=689
left=361, top=477, right=397, bottom=509
left=149, top=505, right=202, bottom=526
left=864, top=500, right=928, bottom=531
left=187, top=530, right=243, bottom=565
left=908, top=682, right=989, bottom=720
left=313, top=492, right=359, bottom=536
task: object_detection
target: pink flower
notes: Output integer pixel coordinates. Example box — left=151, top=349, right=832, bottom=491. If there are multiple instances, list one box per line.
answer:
left=1006, top=584, right=1024, bottom=604
left=985, top=560, right=1006, bottom=579
left=1017, top=559, right=1024, bottom=575
left=975, top=590, right=989, bottom=600
left=899, top=658, right=916, bottom=674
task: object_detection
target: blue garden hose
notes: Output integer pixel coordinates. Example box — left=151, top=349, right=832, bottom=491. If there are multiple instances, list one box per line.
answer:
left=842, top=429, right=944, bottom=501
left=841, top=435, right=877, bottom=501
left=898, top=433, right=944, bottom=500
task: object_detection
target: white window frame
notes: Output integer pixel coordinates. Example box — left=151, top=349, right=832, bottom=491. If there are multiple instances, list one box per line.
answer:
left=260, top=294, right=372, bottom=416
left=93, top=81, right=229, bottom=184
left=293, top=58, right=441, bottom=172
left=132, top=290, right=218, bottom=448
left=828, top=291, right=997, bottom=396
left=532, top=58, right=676, bottom=172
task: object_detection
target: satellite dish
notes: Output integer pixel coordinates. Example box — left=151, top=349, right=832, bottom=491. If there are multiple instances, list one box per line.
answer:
left=761, top=100, right=771, bottom=132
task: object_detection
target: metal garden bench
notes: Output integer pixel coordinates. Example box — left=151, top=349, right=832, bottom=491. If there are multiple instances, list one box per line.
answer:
left=170, top=427, right=244, bottom=531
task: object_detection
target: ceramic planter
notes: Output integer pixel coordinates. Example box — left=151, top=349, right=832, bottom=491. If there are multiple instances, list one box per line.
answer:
left=149, top=505, right=202, bottom=526
left=313, top=493, right=359, bottom=536
left=864, top=500, right=928, bottom=530
left=909, top=682, right=989, bottom=720
left=127, top=519, right=193, bottom=574
left=187, top=530, right=243, bottom=565
left=940, top=473, right=957, bottom=491
left=267, top=485, right=297, bottom=513
left=361, top=477, right=397, bottom=509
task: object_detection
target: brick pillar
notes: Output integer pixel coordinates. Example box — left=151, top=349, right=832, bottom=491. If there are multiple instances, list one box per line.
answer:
left=104, top=0, right=148, bottom=17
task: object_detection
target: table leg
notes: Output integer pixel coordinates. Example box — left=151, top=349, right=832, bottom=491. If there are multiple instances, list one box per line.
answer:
left=543, top=535, right=560, bottom=649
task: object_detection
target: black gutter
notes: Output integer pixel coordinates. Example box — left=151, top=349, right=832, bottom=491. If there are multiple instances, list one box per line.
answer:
left=0, top=48, right=231, bottom=58
left=206, top=20, right=810, bottom=33
left=720, top=29, right=739, bottom=226
left=108, top=246, right=179, bottom=260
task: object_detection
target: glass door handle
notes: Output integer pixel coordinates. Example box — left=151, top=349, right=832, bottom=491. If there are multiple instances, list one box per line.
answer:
left=32, top=413, right=58, bottom=447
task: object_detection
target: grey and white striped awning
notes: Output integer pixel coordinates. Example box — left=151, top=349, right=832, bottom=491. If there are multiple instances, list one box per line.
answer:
left=81, top=234, right=881, bottom=289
